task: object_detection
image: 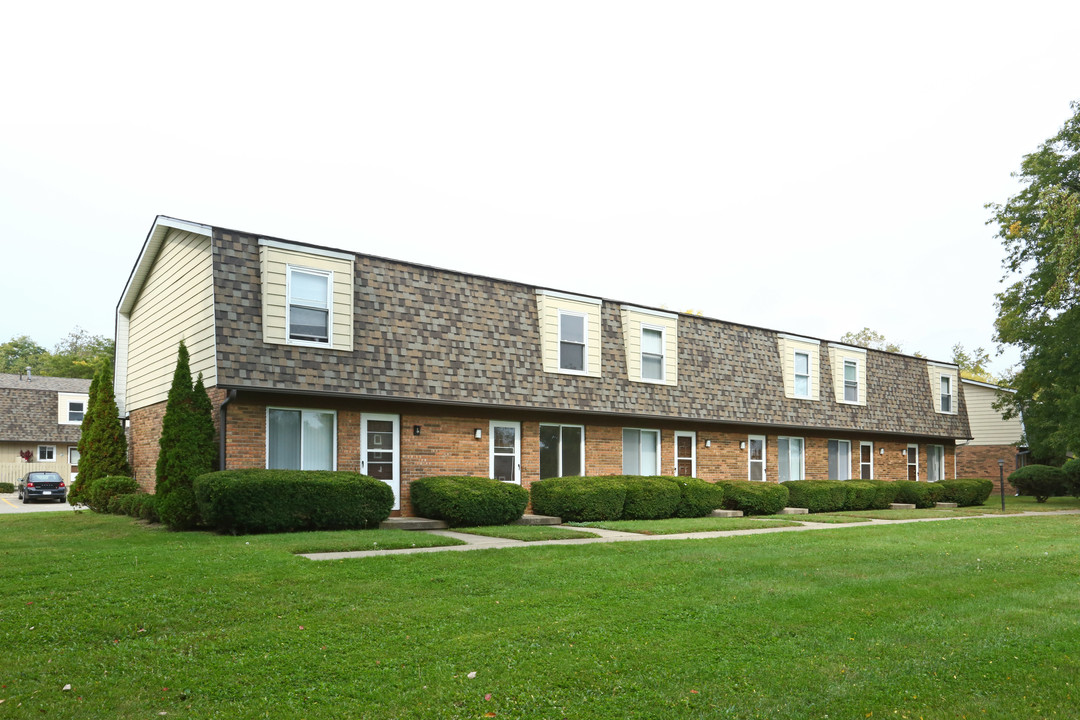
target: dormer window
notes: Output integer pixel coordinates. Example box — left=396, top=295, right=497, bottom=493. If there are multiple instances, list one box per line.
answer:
left=794, top=351, right=810, bottom=397
left=68, top=401, right=84, bottom=423
left=287, top=266, right=331, bottom=345
left=844, top=360, right=859, bottom=403
left=940, top=376, right=952, bottom=412
left=641, top=326, right=665, bottom=381
left=558, top=311, right=586, bottom=372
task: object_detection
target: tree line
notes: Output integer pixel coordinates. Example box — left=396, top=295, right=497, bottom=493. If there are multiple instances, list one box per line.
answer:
left=0, top=327, right=114, bottom=379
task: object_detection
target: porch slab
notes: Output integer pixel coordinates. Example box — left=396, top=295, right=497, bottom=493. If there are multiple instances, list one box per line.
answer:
left=512, top=514, right=562, bottom=526
left=777, top=507, right=809, bottom=515
left=710, top=509, right=744, bottom=518
left=380, top=516, right=448, bottom=531
left=890, top=503, right=917, bottom=510
left=935, top=502, right=959, bottom=509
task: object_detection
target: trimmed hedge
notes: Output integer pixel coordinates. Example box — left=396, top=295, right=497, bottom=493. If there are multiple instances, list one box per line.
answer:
left=194, top=470, right=394, bottom=534
left=845, top=480, right=895, bottom=510
left=84, top=476, right=140, bottom=514
left=107, top=492, right=160, bottom=522
left=892, top=480, right=944, bottom=508
left=1063, top=459, right=1080, bottom=498
left=410, top=476, right=529, bottom=527
left=620, top=477, right=682, bottom=520
left=530, top=477, right=627, bottom=522
left=938, top=478, right=994, bottom=506
left=784, top=481, right=848, bottom=513
left=718, top=481, right=789, bottom=516
left=670, top=477, right=725, bottom=518
left=1008, top=464, right=1068, bottom=502
left=0, top=482, right=14, bottom=494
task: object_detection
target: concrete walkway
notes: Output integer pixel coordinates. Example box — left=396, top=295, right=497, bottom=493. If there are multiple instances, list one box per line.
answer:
left=300, top=509, right=1080, bottom=561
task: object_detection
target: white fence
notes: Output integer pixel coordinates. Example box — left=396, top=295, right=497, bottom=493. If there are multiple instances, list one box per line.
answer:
left=0, top=462, right=69, bottom=486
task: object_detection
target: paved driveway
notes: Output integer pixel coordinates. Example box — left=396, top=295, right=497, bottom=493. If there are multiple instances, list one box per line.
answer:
left=0, top=493, right=75, bottom=514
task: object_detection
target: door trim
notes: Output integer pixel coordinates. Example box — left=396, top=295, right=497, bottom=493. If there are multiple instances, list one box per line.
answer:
left=674, top=430, right=696, bottom=477
left=362, top=413, right=400, bottom=510
left=489, top=420, right=521, bottom=484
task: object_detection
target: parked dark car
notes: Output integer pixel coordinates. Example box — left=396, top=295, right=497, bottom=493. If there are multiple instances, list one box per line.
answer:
left=17, top=472, right=67, bottom=503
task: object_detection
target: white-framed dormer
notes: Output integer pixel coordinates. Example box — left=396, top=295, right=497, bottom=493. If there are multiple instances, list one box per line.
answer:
left=260, top=238, right=354, bottom=352
left=58, top=392, right=89, bottom=425
left=621, top=305, right=678, bottom=386
left=285, top=264, right=334, bottom=348
left=926, top=361, right=959, bottom=415
left=536, top=290, right=603, bottom=378
left=777, top=333, right=820, bottom=400
left=828, top=343, right=867, bottom=406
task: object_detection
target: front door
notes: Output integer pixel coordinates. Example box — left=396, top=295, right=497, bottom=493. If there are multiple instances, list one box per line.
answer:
left=362, top=414, right=400, bottom=510
left=674, top=431, right=696, bottom=476
left=489, top=421, right=521, bottom=484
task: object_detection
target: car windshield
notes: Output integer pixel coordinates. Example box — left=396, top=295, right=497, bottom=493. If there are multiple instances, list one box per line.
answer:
left=28, top=473, right=63, bottom=482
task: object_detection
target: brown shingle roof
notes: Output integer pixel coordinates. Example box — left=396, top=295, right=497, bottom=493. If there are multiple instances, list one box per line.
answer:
left=209, top=228, right=969, bottom=439
left=0, top=376, right=88, bottom=444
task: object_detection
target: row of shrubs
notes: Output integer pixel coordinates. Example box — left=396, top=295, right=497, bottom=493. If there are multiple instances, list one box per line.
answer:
left=1008, top=460, right=1080, bottom=502
left=783, top=478, right=993, bottom=512
left=528, top=475, right=724, bottom=522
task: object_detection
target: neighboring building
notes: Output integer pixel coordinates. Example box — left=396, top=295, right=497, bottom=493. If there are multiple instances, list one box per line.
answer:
left=0, top=372, right=90, bottom=486
left=955, top=378, right=1026, bottom=490
left=115, top=216, right=972, bottom=513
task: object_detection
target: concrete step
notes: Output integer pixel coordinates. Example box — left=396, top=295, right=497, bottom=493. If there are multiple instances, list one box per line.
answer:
left=935, top=502, right=959, bottom=509
left=890, top=503, right=916, bottom=510
left=710, top=509, right=744, bottom=518
left=777, top=507, right=809, bottom=515
left=380, top=516, right=448, bottom=531
left=512, top=514, right=562, bottom=526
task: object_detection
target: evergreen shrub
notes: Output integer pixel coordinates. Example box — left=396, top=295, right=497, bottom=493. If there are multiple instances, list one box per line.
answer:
left=718, top=481, right=789, bottom=515
left=194, top=469, right=393, bottom=534
left=1062, top=459, right=1080, bottom=497
left=107, top=493, right=159, bottom=522
left=1008, top=465, right=1068, bottom=502
left=410, top=476, right=528, bottom=527
left=530, top=477, right=626, bottom=522
left=842, top=480, right=885, bottom=510
left=84, top=476, right=140, bottom=514
left=892, top=480, right=944, bottom=508
left=938, top=478, right=994, bottom=506
left=783, top=480, right=847, bottom=512
left=670, top=477, right=725, bottom=518
left=620, top=476, right=682, bottom=520
left=0, top=482, right=14, bottom=494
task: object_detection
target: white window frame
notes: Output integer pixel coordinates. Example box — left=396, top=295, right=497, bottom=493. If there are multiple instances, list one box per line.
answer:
left=778, top=436, right=805, bottom=482
left=859, top=441, right=874, bottom=480
left=38, top=445, right=56, bottom=462
left=829, top=439, right=851, bottom=480
left=557, top=310, right=588, bottom=375
left=748, top=435, right=766, bottom=481
left=793, top=350, right=811, bottom=398
left=538, top=423, right=585, bottom=479
left=622, top=428, right=661, bottom=476
left=940, top=376, right=953, bottom=413
left=285, top=265, right=333, bottom=347
left=68, top=446, right=80, bottom=466
left=489, top=420, right=522, bottom=484
left=927, top=444, right=945, bottom=482
left=842, top=359, right=859, bottom=404
left=640, top=324, right=666, bottom=383
left=907, top=443, right=919, bottom=481
left=265, top=407, right=338, bottom=471
left=67, top=400, right=85, bottom=424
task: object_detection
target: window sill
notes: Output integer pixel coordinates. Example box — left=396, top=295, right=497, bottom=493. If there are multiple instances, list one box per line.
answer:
left=286, top=338, right=336, bottom=350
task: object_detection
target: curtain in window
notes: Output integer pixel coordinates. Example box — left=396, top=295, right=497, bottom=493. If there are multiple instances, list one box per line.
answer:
left=642, top=328, right=663, bottom=379
left=303, top=411, right=334, bottom=470
left=640, top=430, right=658, bottom=475
left=622, top=429, right=641, bottom=475
left=268, top=409, right=302, bottom=470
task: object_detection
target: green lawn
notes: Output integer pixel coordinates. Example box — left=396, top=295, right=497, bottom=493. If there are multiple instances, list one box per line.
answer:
left=574, top=516, right=802, bottom=534
left=2, top=511, right=1079, bottom=718
left=454, top=525, right=600, bottom=541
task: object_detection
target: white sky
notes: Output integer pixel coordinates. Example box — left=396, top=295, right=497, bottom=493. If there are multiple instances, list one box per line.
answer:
left=2, top=1, right=1077, bottom=376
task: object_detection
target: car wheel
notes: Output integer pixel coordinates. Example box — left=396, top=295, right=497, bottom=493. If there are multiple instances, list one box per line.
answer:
left=22, top=493, right=30, bottom=505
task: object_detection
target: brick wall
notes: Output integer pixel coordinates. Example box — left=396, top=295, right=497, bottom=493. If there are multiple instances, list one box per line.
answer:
left=127, top=386, right=227, bottom=492
left=956, top=444, right=1019, bottom=493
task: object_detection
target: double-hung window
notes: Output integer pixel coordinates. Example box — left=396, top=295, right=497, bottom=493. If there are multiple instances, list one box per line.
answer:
left=622, top=429, right=660, bottom=476
left=794, top=351, right=810, bottom=397
left=559, top=311, right=586, bottom=372
left=748, top=435, right=766, bottom=481
left=778, top=437, right=804, bottom=482
left=267, top=408, right=336, bottom=470
left=940, top=377, right=953, bottom=412
left=828, top=439, right=851, bottom=480
left=927, top=445, right=945, bottom=481
left=68, top=401, right=84, bottom=423
left=539, top=424, right=584, bottom=479
left=843, top=360, right=859, bottom=403
left=287, top=267, right=331, bottom=345
left=641, top=326, right=665, bottom=381
left=860, top=442, right=873, bottom=479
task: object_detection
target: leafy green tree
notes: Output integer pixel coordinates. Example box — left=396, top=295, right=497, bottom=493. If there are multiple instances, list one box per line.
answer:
left=0, top=335, right=49, bottom=375
left=987, top=101, right=1080, bottom=461
left=43, top=327, right=114, bottom=379
left=840, top=327, right=905, bottom=354
left=951, top=343, right=996, bottom=384
left=71, top=364, right=131, bottom=508
left=155, top=341, right=215, bottom=529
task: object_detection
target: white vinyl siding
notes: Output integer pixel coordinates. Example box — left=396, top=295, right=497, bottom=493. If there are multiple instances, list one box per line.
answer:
left=777, top=334, right=820, bottom=400
left=960, top=381, right=1024, bottom=446
left=621, top=306, right=678, bottom=385
left=125, top=229, right=217, bottom=412
left=260, top=241, right=354, bottom=352
left=536, top=291, right=602, bottom=377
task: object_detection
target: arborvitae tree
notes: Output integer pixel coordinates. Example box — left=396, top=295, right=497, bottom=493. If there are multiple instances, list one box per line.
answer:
left=155, top=341, right=213, bottom=529
left=68, top=371, right=101, bottom=505
left=192, top=372, right=219, bottom=473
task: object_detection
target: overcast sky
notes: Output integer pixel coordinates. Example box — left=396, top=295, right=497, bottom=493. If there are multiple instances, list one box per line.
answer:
left=2, top=1, right=1076, bottom=376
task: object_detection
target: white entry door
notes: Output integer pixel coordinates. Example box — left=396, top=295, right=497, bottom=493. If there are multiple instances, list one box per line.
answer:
left=674, top=431, right=696, bottom=477
left=489, top=421, right=521, bottom=484
left=362, top=414, right=400, bottom=510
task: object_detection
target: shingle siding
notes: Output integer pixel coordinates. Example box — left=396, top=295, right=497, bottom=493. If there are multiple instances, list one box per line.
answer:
left=211, top=229, right=969, bottom=440
left=0, top=375, right=89, bottom=444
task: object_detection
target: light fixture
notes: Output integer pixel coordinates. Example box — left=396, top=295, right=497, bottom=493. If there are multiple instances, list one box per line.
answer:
left=739, top=441, right=746, bottom=450
left=474, top=428, right=482, bottom=440
left=705, top=439, right=711, bottom=448
left=413, top=425, right=421, bottom=436
left=901, top=449, right=906, bottom=456
left=879, top=448, right=884, bottom=455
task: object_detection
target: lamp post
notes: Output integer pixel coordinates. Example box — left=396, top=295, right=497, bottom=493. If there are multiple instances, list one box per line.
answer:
left=998, top=459, right=1006, bottom=512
